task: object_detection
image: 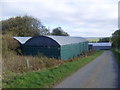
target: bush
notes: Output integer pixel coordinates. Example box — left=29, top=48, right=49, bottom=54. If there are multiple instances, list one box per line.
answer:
left=2, top=34, right=21, bottom=56
left=112, top=50, right=120, bottom=67
left=7, top=38, right=20, bottom=50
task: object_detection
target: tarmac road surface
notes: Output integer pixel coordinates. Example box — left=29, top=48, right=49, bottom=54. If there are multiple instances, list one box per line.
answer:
left=54, top=51, right=119, bottom=88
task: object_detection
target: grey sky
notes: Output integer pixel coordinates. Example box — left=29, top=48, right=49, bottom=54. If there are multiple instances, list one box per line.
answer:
left=1, top=0, right=119, bottom=37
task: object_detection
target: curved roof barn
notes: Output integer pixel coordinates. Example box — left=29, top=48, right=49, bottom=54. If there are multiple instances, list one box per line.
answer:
left=13, top=36, right=88, bottom=60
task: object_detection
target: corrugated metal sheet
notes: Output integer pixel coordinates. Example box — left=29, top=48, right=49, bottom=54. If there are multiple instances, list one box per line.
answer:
left=88, top=42, right=112, bottom=46
left=13, top=36, right=87, bottom=46
left=47, top=36, right=87, bottom=46
left=13, top=37, right=32, bottom=44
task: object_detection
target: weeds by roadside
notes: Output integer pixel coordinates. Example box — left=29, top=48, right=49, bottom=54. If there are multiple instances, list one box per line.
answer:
left=112, top=50, right=120, bottom=67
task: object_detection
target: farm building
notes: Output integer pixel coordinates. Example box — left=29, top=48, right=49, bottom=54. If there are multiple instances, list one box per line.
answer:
left=88, top=42, right=112, bottom=50
left=14, top=36, right=88, bottom=60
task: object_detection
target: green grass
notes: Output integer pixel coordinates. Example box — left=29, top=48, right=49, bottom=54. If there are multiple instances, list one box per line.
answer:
left=3, top=50, right=103, bottom=88
left=112, top=50, right=120, bottom=67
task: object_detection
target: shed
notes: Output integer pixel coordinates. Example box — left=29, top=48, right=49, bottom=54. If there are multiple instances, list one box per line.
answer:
left=21, top=36, right=88, bottom=60
left=88, top=42, right=112, bottom=50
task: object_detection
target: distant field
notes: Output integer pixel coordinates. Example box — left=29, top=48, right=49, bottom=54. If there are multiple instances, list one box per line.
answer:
left=85, top=37, right=108, bottom=42
left=84, top=37, right=101, bottom=42
left=86, top=38, right=99, bottom=42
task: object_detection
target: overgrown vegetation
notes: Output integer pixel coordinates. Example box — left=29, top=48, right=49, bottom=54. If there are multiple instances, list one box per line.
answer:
left=111, top=29, right=120, bottom=68
left=3, top=50, right=103, bottom=88
left=111, top=29, right=120, bottom=49
left=112, top=50, right=120, bottom=67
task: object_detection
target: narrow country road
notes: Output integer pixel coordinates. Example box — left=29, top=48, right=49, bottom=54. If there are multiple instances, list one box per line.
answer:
left=54, top=51, right=119, bottom=88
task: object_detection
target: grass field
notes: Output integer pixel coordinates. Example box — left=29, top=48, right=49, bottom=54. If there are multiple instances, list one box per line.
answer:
left=3, top=50, right=103, bottom=88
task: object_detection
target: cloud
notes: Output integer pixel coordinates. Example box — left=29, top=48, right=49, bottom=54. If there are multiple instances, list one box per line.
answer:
left=1, top=0, right=119, bottom=37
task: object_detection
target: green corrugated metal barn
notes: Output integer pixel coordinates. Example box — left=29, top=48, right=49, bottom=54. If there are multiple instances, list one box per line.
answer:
left=14, top=36, right=88, bottom=60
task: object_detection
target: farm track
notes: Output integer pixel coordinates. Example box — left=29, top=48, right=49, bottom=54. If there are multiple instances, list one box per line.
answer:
left=54, top=51, right=119, bottom=88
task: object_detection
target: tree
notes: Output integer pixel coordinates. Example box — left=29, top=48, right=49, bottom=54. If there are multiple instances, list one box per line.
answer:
left=51, top=27, right=69, bottom=36
left=111, top=29, right=120, bottom=49
left=40, top=26, right=50, bottom=35
left=2, top=15, right=50, bottom=36
left=98, top=37, right=110, bottom=42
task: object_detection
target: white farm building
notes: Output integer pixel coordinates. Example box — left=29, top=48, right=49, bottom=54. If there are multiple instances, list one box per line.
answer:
left=88, top=42, right=112, bottom=50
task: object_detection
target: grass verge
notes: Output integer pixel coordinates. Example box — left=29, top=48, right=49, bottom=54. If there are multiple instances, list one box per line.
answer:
left=112, top=50, right=120, bottom=67
left=3, top=50, right=103, bottom=88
